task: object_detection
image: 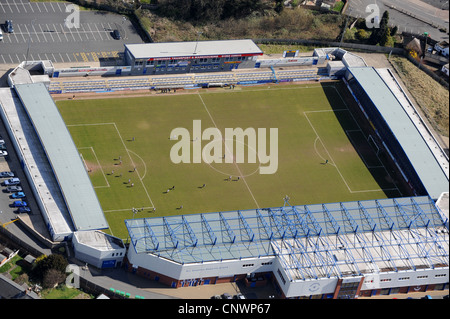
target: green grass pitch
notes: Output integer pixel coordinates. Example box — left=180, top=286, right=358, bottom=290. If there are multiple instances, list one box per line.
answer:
left=57, top=82, right=401, bottom=239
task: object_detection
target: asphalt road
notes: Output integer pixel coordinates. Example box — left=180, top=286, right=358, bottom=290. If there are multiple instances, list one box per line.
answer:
left=347, top=0, right=449, bottom=42
left=0, top=0, right=144, bottom=64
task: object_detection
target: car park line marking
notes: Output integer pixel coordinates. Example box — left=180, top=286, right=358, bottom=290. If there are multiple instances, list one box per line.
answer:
left=86, top=23, right=97, bottom=41
left=16, top=25, right=27, bottom=42
left=20, top=1, right=27, bottom=13
left=52, top=23, right=62, bottom=42
left=94, top=23, right=106, bottom=41
left=45, top=24, right=55, bottom=42
left=27, top=1, right=34, bottom=13
left=49, top=1, right=56, bottom=13
left=32, top=24, right=40, bottom=43
left=23, top=24, right=33, bottom=43
left=37, top=24, right=46, bottom=42
left=57, top=2, right=65, bottom=12
left=36, top=2, right=41, bottom=13
left=43, top=2, right=48, bottom=13
left=0, top=55, right=6, bottom=64
left=12, top=32, right=19, bottom=43
left=6, top=2, right=12, bottom=14
left=12, top=1, right=20, bottom=13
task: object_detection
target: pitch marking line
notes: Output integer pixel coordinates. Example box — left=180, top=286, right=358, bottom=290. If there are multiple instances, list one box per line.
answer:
left=78, top=146, right=110, bottom=188
left=305, top=110, right=389, bottom=194
left=67, top=122, right=155, bottom=209
left=331, top=86, right=402, bottom=196
left=197, top=93, right=260, bottom=209
left=112, top=122, right=155, bottom=209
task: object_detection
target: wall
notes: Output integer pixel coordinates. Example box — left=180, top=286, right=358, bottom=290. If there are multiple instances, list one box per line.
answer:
left=52, top=66, right=132, bottom=78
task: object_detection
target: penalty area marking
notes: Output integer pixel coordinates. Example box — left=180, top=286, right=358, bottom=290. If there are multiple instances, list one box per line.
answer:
left=78, top=146, right=110, bottom=188
left=305, top=110, right=395, bottom=195
left=67, top=122, right=155, bottom=209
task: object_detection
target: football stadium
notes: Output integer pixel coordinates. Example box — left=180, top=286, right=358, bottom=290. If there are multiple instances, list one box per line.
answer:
left=0, top=40, right=448, bottom=299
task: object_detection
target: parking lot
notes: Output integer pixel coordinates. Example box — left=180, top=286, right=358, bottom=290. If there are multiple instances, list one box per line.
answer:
left=347, top=0, right=449, bottom=42
left=0, top=0, right=144, bottom=64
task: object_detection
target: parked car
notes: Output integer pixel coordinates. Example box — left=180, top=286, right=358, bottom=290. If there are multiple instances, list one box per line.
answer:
left=0, top=144, right=6, bottom=150
left=112, top=29, right=121, bottom=40
left=3, top=178, right=20, bottom=186
left=0, top=150, right=7, bottom=156
left=11, top=192, right=25, bottom=199
left=6, top=186, right=22, bottom=193
left=17, top=207, right=31, bottom=213
left=221, top=293, right=232, bottom=299
left=12, top=200, right=27, bottom=207
left=0, top=28, right=3, bottom=41
left=5, top=20, right=13, bottom=33
left=0, top=171, right=14, bottom=178
left=234, top=293, right=246, bottom=299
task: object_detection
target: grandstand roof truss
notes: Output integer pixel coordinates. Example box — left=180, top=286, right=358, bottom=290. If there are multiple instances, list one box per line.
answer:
left=125, top=196, right=449, bottom=280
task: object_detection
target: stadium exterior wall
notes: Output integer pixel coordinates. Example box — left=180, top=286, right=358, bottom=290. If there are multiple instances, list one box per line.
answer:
left=125, top=246, right=276, bottom=288
left=126, top=246, right=449, bottom=297
left=72, top=231, right=126, bottom=269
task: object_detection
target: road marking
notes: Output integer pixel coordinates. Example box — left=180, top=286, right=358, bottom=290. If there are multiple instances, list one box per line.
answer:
left=94, top=23, right=105, bottom=40
left=23, top=24, right=33, bottom=43
left=16, top=25, right=27, bottom=42
left=38, top=24, right=47, bottom=42
left=32, top=24, right=40, bottom=43
left=20, top=0, right=27, bottom=13
left=13, top=1, right=20, bottom=13
left=46, top=24, right=55, bottom=42
left=86, top=23, right=97, bottom=41
left=53, top=23, right=62, bottom=42
left=27, top=1, right=34, bottom=13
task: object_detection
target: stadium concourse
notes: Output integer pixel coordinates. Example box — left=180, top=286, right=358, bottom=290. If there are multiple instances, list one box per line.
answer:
left=0, top=42, right=448, bottom=299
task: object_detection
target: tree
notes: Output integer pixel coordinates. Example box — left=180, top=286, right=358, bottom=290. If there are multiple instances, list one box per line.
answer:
left=42, top=269, right=66, bottom=289
left=369, top=10, right=390, bottom=45
left=157, top=0, right=272, bottom=22
left=32, top=254, right=68, bottom=282
left=274, top=0, right=284, bottom=13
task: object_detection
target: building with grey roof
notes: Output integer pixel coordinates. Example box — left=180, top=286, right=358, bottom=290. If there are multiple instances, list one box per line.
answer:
left=14, top=83, right=108, bottom=233
left=345, top=67, right=448, bottom=200
left=124, top=39, right=263, bottom=76
left=125, top=196, right=449, bottom=298
left=0, top=80, right=108, bottom=242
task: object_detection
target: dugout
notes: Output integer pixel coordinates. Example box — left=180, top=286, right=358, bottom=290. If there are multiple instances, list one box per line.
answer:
left=124, top=39, right=263, bottom=75
left=344, top=67, right=449, bottom=200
